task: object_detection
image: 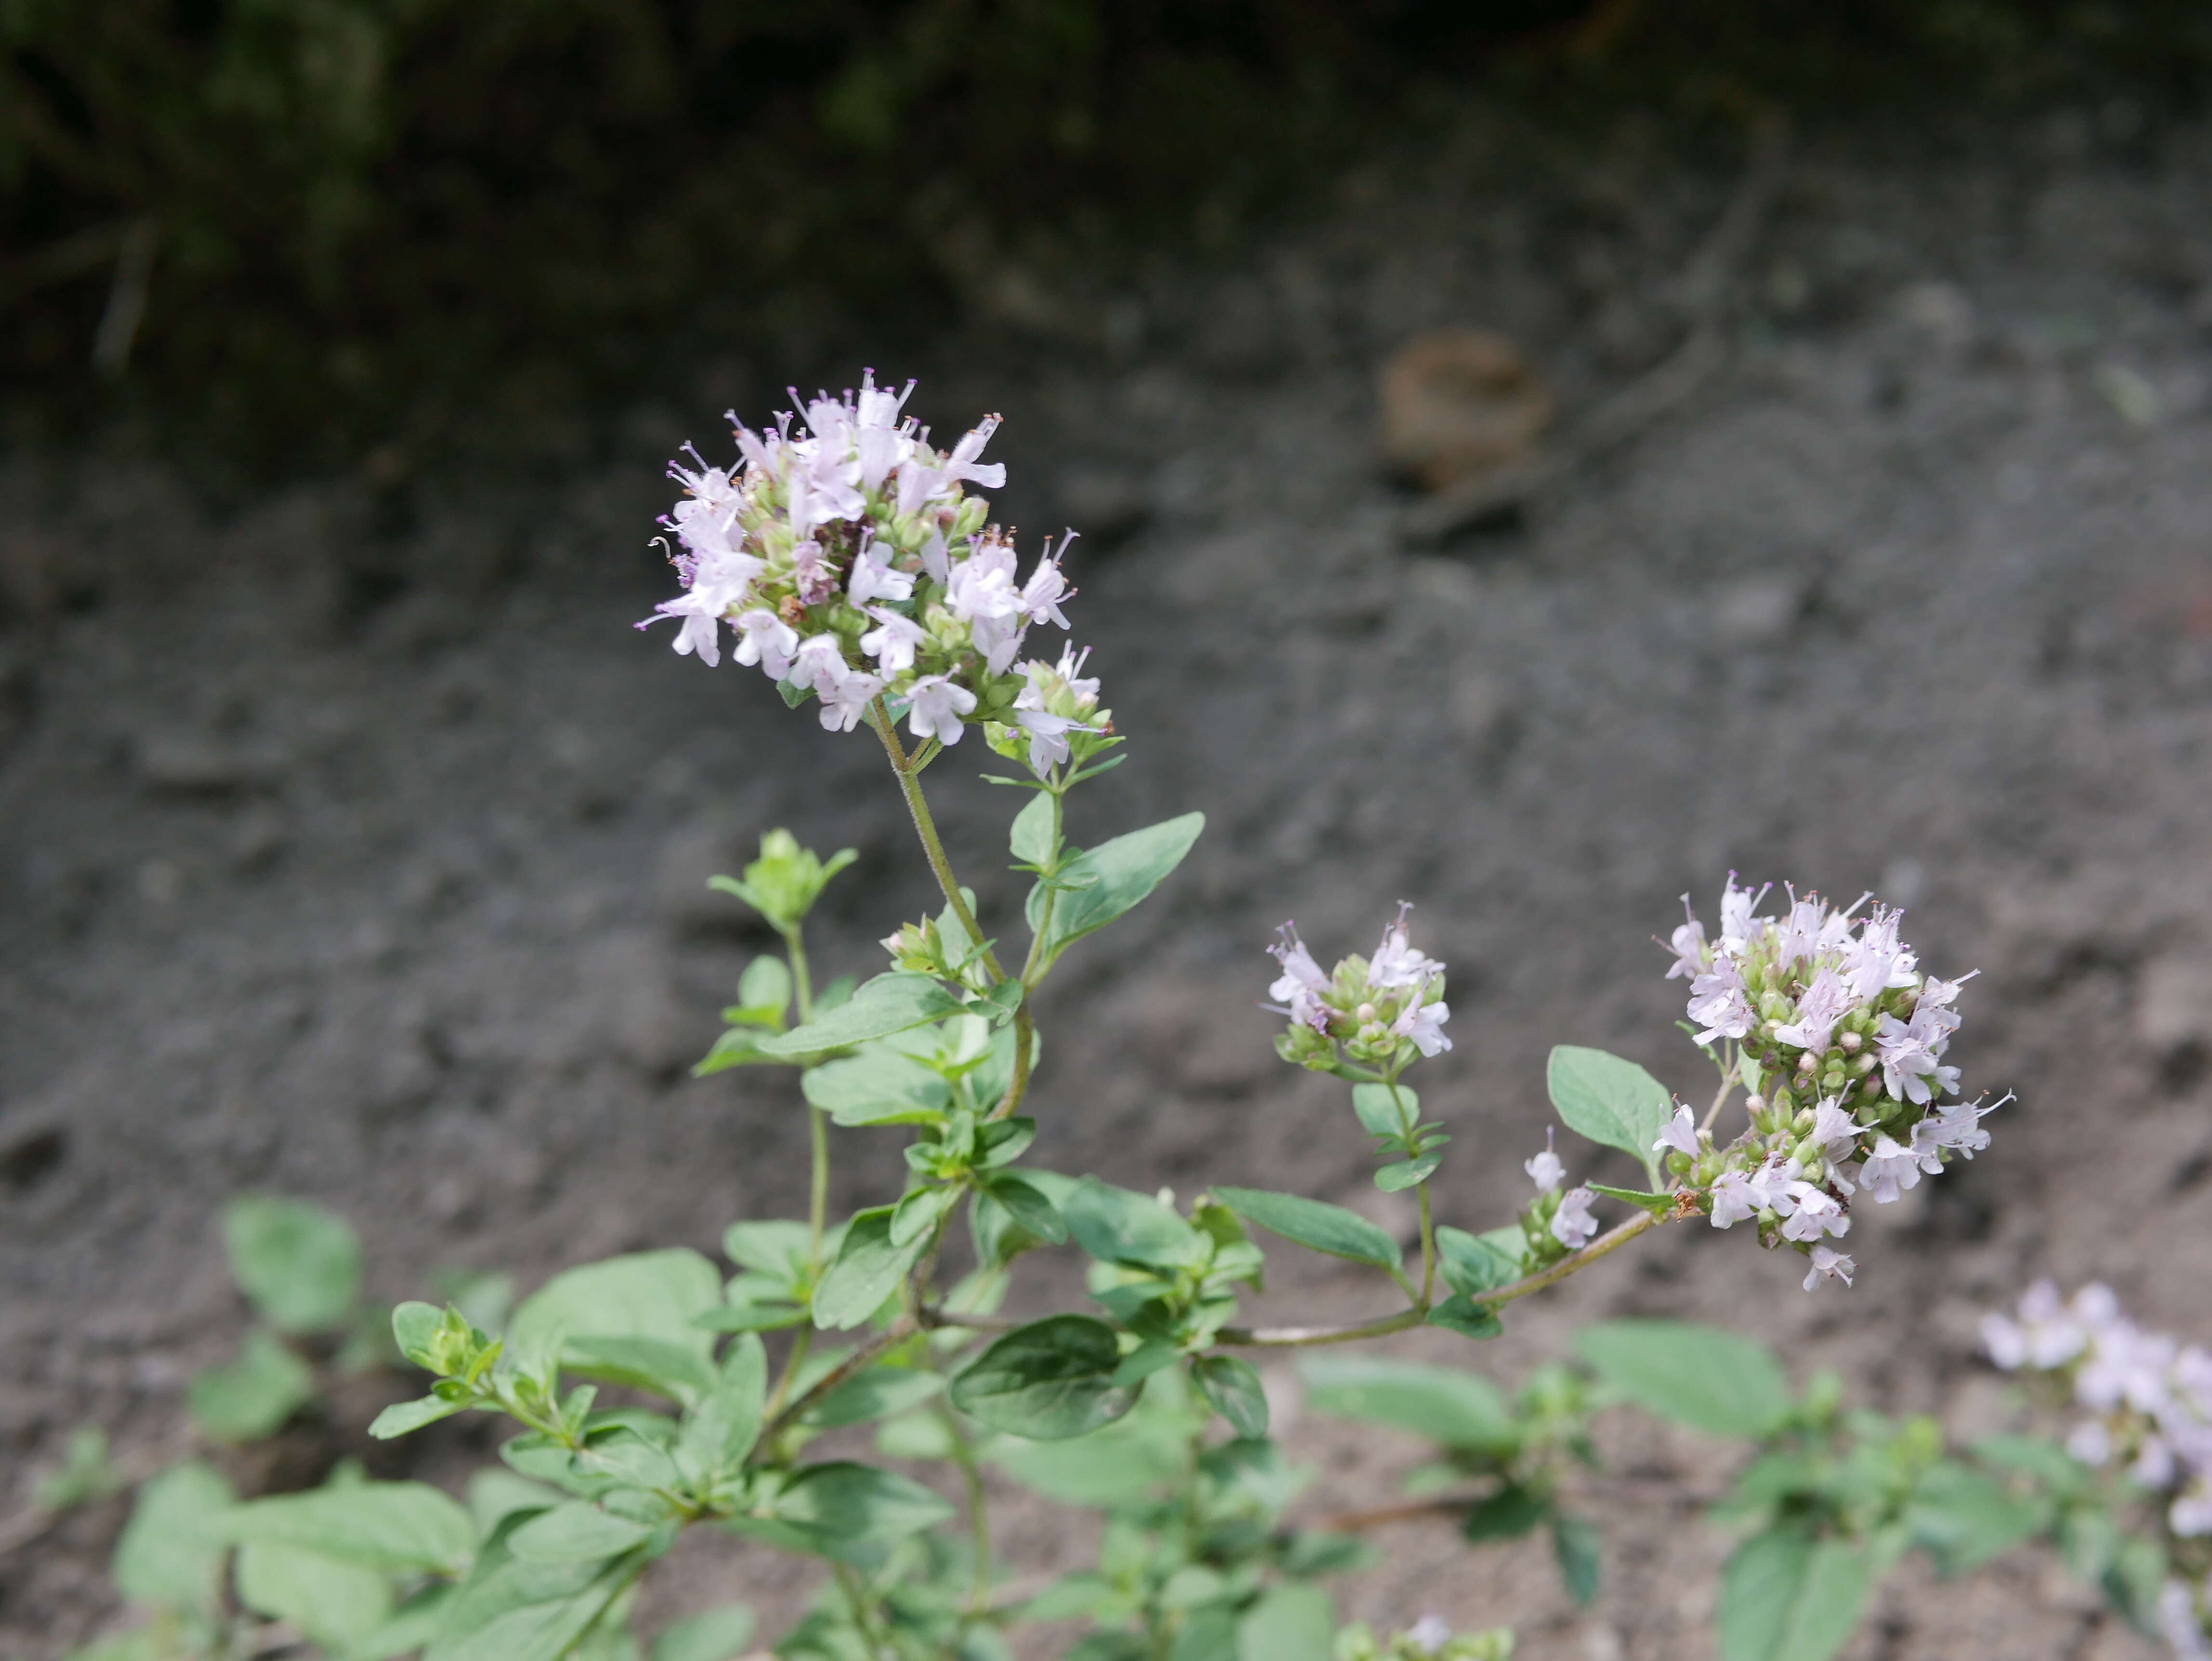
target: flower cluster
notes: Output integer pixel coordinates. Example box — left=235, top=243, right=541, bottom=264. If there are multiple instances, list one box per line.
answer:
left=1267, top=904, right=1452, bottom=1070
left=643, top=374, right=1099, bottom=765
left=1656, top=878, right=2001, bottom=1292
left=1983, top=1282, right=2212, bottom=1657
left=1984, top=1282, right=2212, bottom=1534
left=1523, top=1129, right=1599, bottom=1253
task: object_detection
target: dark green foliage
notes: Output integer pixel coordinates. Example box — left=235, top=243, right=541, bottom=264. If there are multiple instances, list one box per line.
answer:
left=8, top=3, right=2208, bottom=472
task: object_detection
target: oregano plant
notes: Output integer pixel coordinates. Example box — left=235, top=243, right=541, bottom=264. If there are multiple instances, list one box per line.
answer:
left=53, top=378, right=2211, bottom=1661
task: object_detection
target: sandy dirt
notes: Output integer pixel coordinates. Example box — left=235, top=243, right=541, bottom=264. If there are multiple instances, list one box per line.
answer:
left=4, top=110, right=2211, bottom=1658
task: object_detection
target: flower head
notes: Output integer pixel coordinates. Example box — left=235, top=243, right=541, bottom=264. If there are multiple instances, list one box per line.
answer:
left=643, top=378, right=1087, bottom=744
left=1264, top=907, right=1451, bottom=1069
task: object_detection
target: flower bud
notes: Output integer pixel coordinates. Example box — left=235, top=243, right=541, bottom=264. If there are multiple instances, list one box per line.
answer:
left=1839, top=1030, right=1862, bottom=1053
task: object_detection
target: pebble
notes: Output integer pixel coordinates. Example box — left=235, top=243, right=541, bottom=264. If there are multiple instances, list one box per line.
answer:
left=1378, top=328, right=1554, bottom=492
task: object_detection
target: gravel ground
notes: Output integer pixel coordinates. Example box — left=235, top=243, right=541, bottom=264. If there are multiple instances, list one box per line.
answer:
left=4, top=108, right=2212, bottom=1659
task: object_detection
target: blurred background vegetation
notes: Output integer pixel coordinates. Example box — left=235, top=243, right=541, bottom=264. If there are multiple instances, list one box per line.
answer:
left=5, top=0, right=2211, bottom=485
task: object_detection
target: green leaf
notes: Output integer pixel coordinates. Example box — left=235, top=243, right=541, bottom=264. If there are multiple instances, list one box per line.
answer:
left=1575, top=1319, right=1789, bottom=1438
left=353, top=1583, right=458, bottom=1661
left=1546, top=1046, right=1673, bottom=1187
left=1373, top=1154, right=1441, bottom=1192
left=469, top=1470, right=565, bottom=1537
left=2104, top=1533, right=2169, bottom=1631
left=1719, top=1531, right=1870, bottom=1661
left=755, top=974, right=964, bottom=1059
left=370, top=1395, right=467, bottom=1439
left=1209, top=1187, right=1400, bottom=1273
left=227, top=1480, right=476, bottom=1575
left=1027, top=813, right=1205, bottom=968
left=1424, top=1295, right=1503, bottom=1340
left=813, top=1206, right=928, bottom=1331
left=693, top=1028, right=776, bottom=1075
left=112, top=1462, right=236, bottom=1616
left=722, top=1219, right=811, bottom=1279
left=769, top=1461, right=957, bottom=1545
left=507, top=1249, right=723, bottom=1374
left=1062, top=1178, right=1203, bottom=1271
left=1906, top=1461, right=2042, bottom=1576
left=890, top=1184, right=959, bottom=1249
left=1235, top=1583, right=1333, bottom=1661
left=950, top=1315, right=1143, bottom=1439
left=36, top=1426, right=124, bottom=1512
left=1589, top=1183, right=1674, bottom=1216
left=1350, top=1083, right=1416, bottom=1140
left=1010, top=792, right=1057, bottom=866
left=991, top=1409, right=1186, bottom=1507
left=805, top=1365, right=945, bottom=1429
left=508, top=1502, right=657, bottom=1562
left=1300, top=1356, right=1516, bottom=1452
left=1020, top=1571, right=1127, bottom=1622
left=235, top=1540, right=394, bottom=1649
left=224, top=1196, right=362, bottom=1334
left=565, top=1335, right=719, bottom=1406
left=736, top=956, right=791, bottom=1023
left=424, top=1522, right=640, bottom=1661
left=1970, top=1434, right=2087, bottom=1492
left=801, top=1043, right=950, bottom=1127
left=1552, top=1515, right=1602, bottom=1607
left=652, top=1605, right=756, bottom=1661
left=678, top=1380, right=766, bottom=1476
left=1435, top=1226, right=1524, bottom=1296
left=1191, top=1356, right=1270, bottom=1437
left=979, top=1172, right=1067, bottom=1244
left=187, top=1328, right=316, bottom=1442
left=1461, top=1483, right=1550, bottom=1542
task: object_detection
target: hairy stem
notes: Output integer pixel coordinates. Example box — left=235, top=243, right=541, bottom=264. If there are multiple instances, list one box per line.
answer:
left=869, top=700, right=998, bottom=974
left=1486, top=1210, right=1661, bottom=1306
left=1217, top=1209, right=1667, bottom=1347
left=1216, top=1305, right=1431, bottom=1349
left=808, top=1106, right=830, bottom=1264
left=1386, top=1080, right=1436, bottom=1306
left=1699, top=1060, right=1736, bottom=1135
left=867, top=698, right=1037, bottom=1121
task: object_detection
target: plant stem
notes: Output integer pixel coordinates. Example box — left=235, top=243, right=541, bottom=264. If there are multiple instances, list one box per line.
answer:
left=1485, top=1210, right=1661, bottom=1306
left=831, top=1561, right=892, bottom=1661
left=784, top=926, right=816, bottom=1026
left=937, top=1402, right=996, bottom=1616
left=808, top=1105, right=830, bottom=1262
left=782, top=923, right=830, bottom=1265
left=1416, top=1182, right=1436, bottom=1306
left=1699, top=1063, right=1736, bottom=1134
left=869, top=700, right=998, bottom=974
left=867, top=698, right=1037, bottom=1121
left=1216, top=1305, right=1431, bottom=1349
left=761, top=1327, right=812, bottom=1424
left=1217, top=1209, right=1668, bottom=1347
left=1385, top=1081, right=1435, bottom=1305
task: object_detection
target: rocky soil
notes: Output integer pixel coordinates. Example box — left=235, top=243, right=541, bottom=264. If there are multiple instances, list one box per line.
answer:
left=5, top=108, right=2212, bottom=1659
